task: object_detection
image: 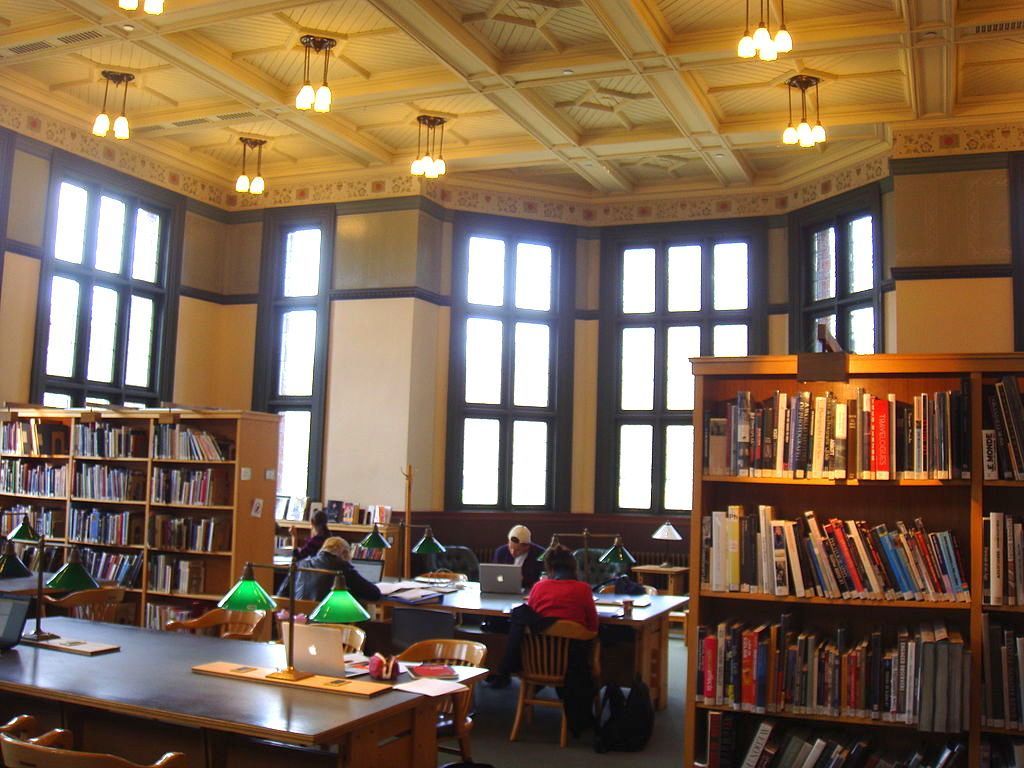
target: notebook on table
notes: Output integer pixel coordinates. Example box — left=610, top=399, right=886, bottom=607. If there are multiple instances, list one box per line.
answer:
left=479, top=563, right=523, bottom=594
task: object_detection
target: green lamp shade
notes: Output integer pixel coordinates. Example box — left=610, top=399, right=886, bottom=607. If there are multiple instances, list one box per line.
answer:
left=0, top=541, right=30, bottom=579
left=599, top=537, right=637, bottom=566
left=411, top=527, right=445, bottom=555
left=537, top=534, right=562, bottom=562
left=309, top=574, right=371, bottom=624
left=218, top=563, right=277, bottom=611
left=46, top=552, right=99, bottom=591
left=359, top=524, right=391, bottom=550
left=7, top=517, right=39, bottom=543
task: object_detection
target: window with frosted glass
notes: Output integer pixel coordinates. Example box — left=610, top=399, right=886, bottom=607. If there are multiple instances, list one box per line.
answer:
left=38, top=175, right=168, bottom=407
left=450, top=227, right=565, bottom=510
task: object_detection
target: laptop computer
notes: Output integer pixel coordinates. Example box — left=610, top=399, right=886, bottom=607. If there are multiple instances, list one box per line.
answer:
left=351, top=559, right=384, bottom=583
left=0, top=595, right=30, bottom=651
left=479, top=563, right=523, bottom=594
left=282, top=623, right=363, bottom=678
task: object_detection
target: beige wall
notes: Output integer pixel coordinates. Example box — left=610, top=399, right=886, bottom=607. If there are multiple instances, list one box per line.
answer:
left=767, top=225, right=788, bottom=307
left=0, top=252, right=39, bottom=403
left=173, top=297, right=256, bottom=409
left=7, top=150, right=49, bottom=248
left=335, top=209, right=422, bottom=291
left=572, top=319, right=599, bottom=513
left=894, top=278, right=1013, bottom=353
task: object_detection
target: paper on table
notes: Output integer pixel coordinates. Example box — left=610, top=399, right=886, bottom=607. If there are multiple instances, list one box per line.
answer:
left=596, top=606, right=623, bottom=617
left=375, top=581, right=424, bottom=595
left=393, top=678, right=468, bottom=697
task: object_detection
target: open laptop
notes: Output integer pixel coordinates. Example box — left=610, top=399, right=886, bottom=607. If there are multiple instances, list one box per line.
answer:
left=0, top=595, right=30, bottom=651
left=479, top=563, right=523, bottom=594
left=350, top=559, right=384, bottom=583
left=282, top=623, right=363, bottom=678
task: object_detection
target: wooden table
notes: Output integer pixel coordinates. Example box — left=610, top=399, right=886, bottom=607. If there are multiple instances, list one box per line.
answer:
left=0, top=617, right=480, bottom=768
left=631, top=565, right=689, bottom=596
left=0, top=573, right=57, bottom=595
left=386, top=584, right=688, bottom=710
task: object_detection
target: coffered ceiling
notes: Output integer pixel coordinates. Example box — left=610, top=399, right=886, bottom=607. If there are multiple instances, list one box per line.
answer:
left=0, top=0, right=1022, bottom=198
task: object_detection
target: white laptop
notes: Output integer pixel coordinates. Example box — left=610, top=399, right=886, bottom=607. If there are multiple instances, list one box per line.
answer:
left=282, top=623, right=364, bottom=678
left=479, top=563, right=523, bottom=594
left=351, top=559, right=385, bottom=583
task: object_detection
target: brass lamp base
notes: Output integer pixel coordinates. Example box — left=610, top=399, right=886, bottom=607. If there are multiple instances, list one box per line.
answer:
left=265, top=666, right=312, bottom=682
left=22, top=631, right=58, bottom=642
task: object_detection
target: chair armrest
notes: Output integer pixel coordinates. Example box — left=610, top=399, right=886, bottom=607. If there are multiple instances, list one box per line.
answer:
left=0, top=715, right=36, bottom=737
left=221, top=632, right=252, bottom=641
left=31, top=729, right=73, bottom=749
left=164, top=619, right=195, bottom=632
left=154, top=752, right=189, bottom=767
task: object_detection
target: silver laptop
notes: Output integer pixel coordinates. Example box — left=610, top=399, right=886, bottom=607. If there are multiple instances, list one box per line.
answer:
left=351, top=559, right=384, bottom=583
left=282, top=623, right=362, bottom=678
left=479, top=563, right=523, bottom=594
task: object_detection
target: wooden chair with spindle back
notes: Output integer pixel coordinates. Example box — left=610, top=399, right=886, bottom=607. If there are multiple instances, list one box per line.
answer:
left=164, top=608, right=266, bottom=640
left=43, top=588, right=126, bottom=623
left=510, top=620, right=600, bottom=748
left=0, top=729, right=187, bottom=768
left=398, top=639, right=487, bottom=761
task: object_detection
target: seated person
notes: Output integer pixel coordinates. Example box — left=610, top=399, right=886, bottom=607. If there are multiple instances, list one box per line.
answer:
left=493, top=524, right=545, bottom=590
left=278, top=536, right=382, bottom=604
left=290, top=509, right=330, bottom=560
left=527, top=546, right=598, bottom=632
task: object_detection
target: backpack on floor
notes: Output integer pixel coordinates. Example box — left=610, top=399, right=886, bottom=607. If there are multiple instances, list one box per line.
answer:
left=593, top=676, right=654, bottom=753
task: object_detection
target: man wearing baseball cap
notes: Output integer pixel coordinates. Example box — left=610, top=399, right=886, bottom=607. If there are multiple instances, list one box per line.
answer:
left=492, top=524, right=545, bottom=589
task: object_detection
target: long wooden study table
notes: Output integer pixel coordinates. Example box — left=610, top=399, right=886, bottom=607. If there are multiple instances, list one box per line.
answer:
left=0, top=617, right=479, bottom=768
left=384, top=583, right=689, bottom=710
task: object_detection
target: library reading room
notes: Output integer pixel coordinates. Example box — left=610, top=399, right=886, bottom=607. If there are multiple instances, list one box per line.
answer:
left=0, top=1, right=1023, bottom=766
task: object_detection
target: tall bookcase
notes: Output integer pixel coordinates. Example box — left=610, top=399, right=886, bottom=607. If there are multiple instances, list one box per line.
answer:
left=685, top=354, right=1024, bottom=768
left=0, top=406, right=278, bottom=629
left=277, top=520, right=402, bottom=578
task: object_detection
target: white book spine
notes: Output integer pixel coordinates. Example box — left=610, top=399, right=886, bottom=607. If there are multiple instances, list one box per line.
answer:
left=783, top=521, right=806, bottom=598
left=848, top=520, right=883, bottom=598
left=811, top=395, right=826, bottom=478
left=833, top=401, right=847, bottom=479
left=711, top=510, right=727, bottom=592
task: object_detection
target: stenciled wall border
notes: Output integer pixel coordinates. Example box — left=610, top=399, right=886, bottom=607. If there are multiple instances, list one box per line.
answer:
left=892, top=122, right=1024, bottom=159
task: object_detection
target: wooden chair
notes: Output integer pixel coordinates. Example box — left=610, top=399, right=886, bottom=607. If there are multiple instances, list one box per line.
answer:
left=165, top=608, right=266, bottom=640
left=0, top=730, right=187, bottom=767
left=0, top=715, right=37, bottom=738
left=271, top=599, right=317, bottom=641
left=510, top=620, right=600, bottom=748
left=43, top=588, right=125, bottom=623
left=398, top=639, right=487, bottom=761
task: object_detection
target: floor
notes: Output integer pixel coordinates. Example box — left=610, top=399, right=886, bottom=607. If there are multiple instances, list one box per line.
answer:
left=439, top=638, right=687, bottom=767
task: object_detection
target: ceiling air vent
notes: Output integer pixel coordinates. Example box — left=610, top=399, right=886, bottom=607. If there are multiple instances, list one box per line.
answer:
left=975, top=21, right=1024, bottom=33
left=57, top=30, right=104, bottom=45
left=172, top=118, right=210, bottom=127
left=216, top=112, right=256, bottom=121
left=9, top=41, right=52, bottom=55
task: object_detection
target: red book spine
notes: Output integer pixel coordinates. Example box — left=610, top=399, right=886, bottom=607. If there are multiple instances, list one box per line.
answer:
left=703, top=634, right=718, bottom=702
left=873, top=398, right=891, bottom=477
left=830, top=520, right=866, bottom=594
left=741, top=629, right=755, bottom=710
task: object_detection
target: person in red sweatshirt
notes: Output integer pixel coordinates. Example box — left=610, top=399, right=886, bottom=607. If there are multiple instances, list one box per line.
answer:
left=527, top=546, right=598, bottom=632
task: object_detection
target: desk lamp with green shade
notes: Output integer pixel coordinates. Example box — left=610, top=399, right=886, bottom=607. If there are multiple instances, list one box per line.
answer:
left=536, top=529, right=636, bottom=580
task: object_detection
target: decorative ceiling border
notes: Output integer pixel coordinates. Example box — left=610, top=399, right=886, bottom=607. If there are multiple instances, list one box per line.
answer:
left=892, top=122, right=1024, bottom=159
left=1, top=95, right=889, bottom=226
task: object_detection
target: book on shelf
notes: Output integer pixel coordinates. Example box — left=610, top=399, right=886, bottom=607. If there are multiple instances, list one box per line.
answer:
left=80, top=547, right=142, bottom=587
left=152, top=424, right=231, bottom=461
left=19, top=544, right=61, bottom=573
left=1, top=505, right=62, bottom=538
left=0, top=459, right=67, bottom=497
left=68, top=507, right=142, bottom=546
left=696, top=615, right=970, bottom=733
left=72, top=422, right=146, bottom=458
left=984, top=738, right=1024, bottom=767
left=978, top=614, right=1024, bottom=730
left=73, top=465, right=144, bottom=501
left=151, top=467, right=215, bottom=506
left=145, top=602, right=198, bottom=631
left=150, top=514, right=229, bottom=552
left=284, top=496, right=308, bottom=521
left=704, top=384, right=971, bottom=481
left=148, top=554, right=206, bottom=594
left=324, top=499, right=343, bottom=522
left=987, top=376, right=1024, bottom=482
left=2, top=419, right=69, bottom=456
left=701, top=505, right=969, bottom=603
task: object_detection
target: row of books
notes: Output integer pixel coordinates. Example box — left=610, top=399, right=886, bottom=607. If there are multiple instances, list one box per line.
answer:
left=701, top=506, right=969, bottom=603
left=68, top=508, right=142, bottom=547
left=18, top=545, right=61, bottom=572
left=982, top=615, right=1024, bottom=730
left=152, top=425, right=229, bottom=462
left=1, top=419, right=68, bottom=456
left=351, top=543, right=387, bottom=561
left=0, top=460, right=67, bottom=498
left=80, top=548, right=142, bottom=587
left=73, top=466, right=145, bottom=501
left=705, top=386, right=970, bottom=481
left=150, top=514, right=229, bottom=552
left=148, top=555, right=205, bottom=594
left=983, top=512, right=1024, bottom=606
left=72, top=423, right=147, bottom=458
left=322, top=500, right=393, bottom=525
left=151, top=468, right=216, bottom=506
left=984, top=376, right=1024, bottom=481
left=144, top=602, right=196, bottom=631
left=703, top=713, right=965, bottom=768
left=696, top=617, right=969, bottom=733
left=984, top=740, right=1024, bottom=768
left=0, top=506, right=60, bottom=538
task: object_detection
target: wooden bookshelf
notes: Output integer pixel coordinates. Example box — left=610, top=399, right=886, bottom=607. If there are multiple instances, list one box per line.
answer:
left=0, top=406, right=279, bottom=630
left=684, top=354, right=1024, bottom=768
left=275, top=519, right=401, bottom=578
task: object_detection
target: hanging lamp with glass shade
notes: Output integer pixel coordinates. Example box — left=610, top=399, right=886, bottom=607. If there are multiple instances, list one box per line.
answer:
left=46, top=548, right=99, bottom=592
left=119, top=0, right=164, bottom=13
left=296, top=36, right=336, bottom=113
left=411, top=527, right=446, bottom=555
left=309, top=573, right=371, bottom=623
left=782, top=75, right=826, bottom=148
left=598, top=536, right=637, bottom=566
left=112, top=71, right=133, bottom=141
left=410, top=115, right=447, bottom=179
left=359, top=524, right=391, bottom=551
left=737, top=0, right=791, bottom=61
left=92, top=71, right=134, bottom=140
left=218, top=563, right=277, bottom=612
left=235, top=138, right=267, bottom=196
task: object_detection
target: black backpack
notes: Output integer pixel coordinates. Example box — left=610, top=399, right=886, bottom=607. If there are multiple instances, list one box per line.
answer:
left=593, top=676, right=654, bottom=753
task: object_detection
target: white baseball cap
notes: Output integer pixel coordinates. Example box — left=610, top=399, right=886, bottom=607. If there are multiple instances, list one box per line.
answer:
left=507, top=524, right=531, bottom=544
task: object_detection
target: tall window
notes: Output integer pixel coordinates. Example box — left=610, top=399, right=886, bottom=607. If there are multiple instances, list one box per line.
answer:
left=446, top=218, right=573, bottom=511
left=793, top=186, right=882, bottom=353
left=598, top=226, right=765, bottom=514
left=254, top=208, right=332, bottom=499
left=34, top=172, right=180, bottom=407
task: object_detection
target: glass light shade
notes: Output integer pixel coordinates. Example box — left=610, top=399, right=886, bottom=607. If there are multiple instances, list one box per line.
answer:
left=92, top=113, right=110, bottom=138
left=119, top=0, right=139, bottom=8
left=774, top=26, right=793, bottom=53
left=424, top=160, right=439, bottom=180
left=218, top=563, right=277, bottom=611
left=0, top=541, right=30, bottom=579
left=46, top=551, right=99, bottom=592
left=313, top=84, right=332, bottom=113
left=599, top=537, right=636, bottom=566
left=309, top=574, right=371, bottom=623
left=811, top=123, right=827, bottom=143
left=434, top=158, right=446, bottom=176
left=782, top=124, right=798, bottom=145
left=652, top=522, right=683, bottom=542
left=798, top=134, right=814, bottom=148
left=538, top=534, right=562, bottom=562
left=234, top=174, right=250, bottom=193
left=752, top=23, right=771, bottom=48
left=410, top=158, right=424, bottom=176
left=411, top=528, right=446, bottom=555
left=758, top=40, right=778, bottom=61
left=359, top=524, right=391, bottom=550
left=143, top=0, right=163, bottom=12
left=249, top=175, right=265, bottom=195
left=737, top=34, right=756, bottom=58
left=113, top=115, right=130, bottom=140
left=295, top=83, right=315, bottom=110
left=797, top=120, right=812, bottom=141
left=8, top=518, right=39, bottom=543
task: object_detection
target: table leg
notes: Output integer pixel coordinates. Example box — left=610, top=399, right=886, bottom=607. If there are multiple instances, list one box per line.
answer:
left=633, top=618, right=670, bottom=711
left=342, top=697, right=436, bottom=768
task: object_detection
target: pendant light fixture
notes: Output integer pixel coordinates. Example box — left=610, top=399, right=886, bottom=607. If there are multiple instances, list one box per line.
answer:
left=410, top=115, right=447, bottom=179
left=118, top=0, right=164, bottom=14
left=235, top=137, right=267, bottom=196
left=782, top=75, right=826, bottom=148
left=92, top=71, right=134, bottom=140
left=738, top=0, right=791, bottom=60
left=296, top=35, right=336, bottom=113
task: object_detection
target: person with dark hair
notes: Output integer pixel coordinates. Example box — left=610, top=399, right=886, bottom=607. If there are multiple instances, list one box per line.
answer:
left=290, top=509, right=330, bottom=560
left=527, top=546, right=598, bottom=632
left=492, top=524, right=545, bottom=589
left=278, top=536, right=381, bottom=604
